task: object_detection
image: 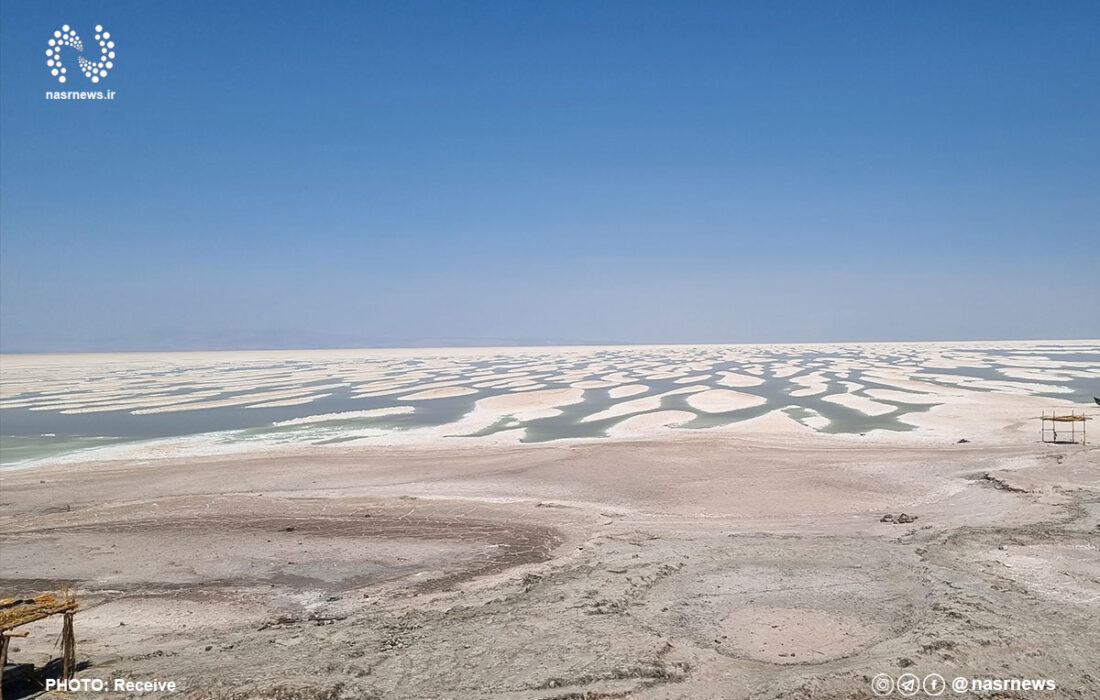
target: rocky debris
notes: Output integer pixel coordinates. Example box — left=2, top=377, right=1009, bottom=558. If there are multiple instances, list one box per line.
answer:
left=981, top=473, right=1029, bottom=493
left=308, top=613, right=347, bottom=626
left=920, top=639, right=956, bottom=654
left=880, top=513, right=918, bottom=524
left=257, top=615, right=301, bottom=631
left=538, top=660, right=691, bottom=691
left=957, top=438, right=970, bottom=444
left=520, top=572, right=543, bottom=593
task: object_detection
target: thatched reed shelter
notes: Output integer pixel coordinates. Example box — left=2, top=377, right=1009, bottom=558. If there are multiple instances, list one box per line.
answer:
left=0, top=591, right=78, bottom=698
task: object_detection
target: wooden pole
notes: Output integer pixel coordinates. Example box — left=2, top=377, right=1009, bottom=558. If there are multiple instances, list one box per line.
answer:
left=0, top=633, right=10, bottom=700
left=61, top=611, right=76, bottom=680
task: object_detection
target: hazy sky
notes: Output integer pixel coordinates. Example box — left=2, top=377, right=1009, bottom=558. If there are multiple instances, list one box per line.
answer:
left=1, top=1, right=1097, bottom=351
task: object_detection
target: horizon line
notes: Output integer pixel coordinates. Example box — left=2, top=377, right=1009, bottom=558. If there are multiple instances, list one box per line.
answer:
left=2, top=336, right=1098, bottom=357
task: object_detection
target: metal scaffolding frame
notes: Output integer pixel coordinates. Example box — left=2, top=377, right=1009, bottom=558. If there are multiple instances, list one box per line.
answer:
left=1040, top=409, right=1088, bottom=444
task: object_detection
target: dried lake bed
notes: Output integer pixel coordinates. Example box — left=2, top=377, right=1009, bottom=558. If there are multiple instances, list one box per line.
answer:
left=1, top=341, right=1099, bottom=699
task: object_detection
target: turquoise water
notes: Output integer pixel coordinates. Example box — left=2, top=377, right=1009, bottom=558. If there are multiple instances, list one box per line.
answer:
left=2, top=344, right=1097, bottom=466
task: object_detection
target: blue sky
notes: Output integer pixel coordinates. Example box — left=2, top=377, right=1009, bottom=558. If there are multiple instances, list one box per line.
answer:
left=1, top=1, right=1097, bottom=351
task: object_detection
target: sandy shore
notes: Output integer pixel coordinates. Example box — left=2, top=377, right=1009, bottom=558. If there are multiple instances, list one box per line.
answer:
left=2, top=428, right=1098, bottom=699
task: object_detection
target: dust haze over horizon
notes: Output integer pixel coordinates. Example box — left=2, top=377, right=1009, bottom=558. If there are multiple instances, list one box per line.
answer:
left=1, top=1, right=1098, bottom=353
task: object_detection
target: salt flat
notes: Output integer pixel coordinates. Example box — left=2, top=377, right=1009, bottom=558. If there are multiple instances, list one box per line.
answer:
left=1, top=340, right=1097, bottom=466
left=1, top=341, right=1098, bottom=699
